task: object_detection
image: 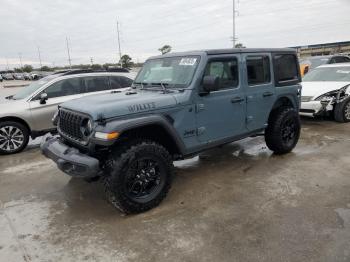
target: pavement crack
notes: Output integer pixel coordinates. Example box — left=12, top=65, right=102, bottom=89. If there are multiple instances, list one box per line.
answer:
left=0, top=199, right=32, bottom=261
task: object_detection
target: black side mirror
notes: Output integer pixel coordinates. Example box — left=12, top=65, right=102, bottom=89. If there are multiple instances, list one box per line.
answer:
left=40, top=93, right=48, bottom=104
left=202, top=75, right=220, bottom=93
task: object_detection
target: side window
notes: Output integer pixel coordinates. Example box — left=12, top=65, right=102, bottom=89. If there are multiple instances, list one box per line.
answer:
left=110, top=76, right=133, bottom=89
left=44, top=78, right=83, bottom=98
left=120, top=76, right=133, bottom=87
left=204, top=58, right=239, bottom=90
left=334, top=56, right=350, bottom=63
left=273, top=54, right=300, bottom=86
left=83, top=76, right=109, bottom=93
left=109, top=76, right=122, bottom=89
left=246, top=56, right=271, bottom=86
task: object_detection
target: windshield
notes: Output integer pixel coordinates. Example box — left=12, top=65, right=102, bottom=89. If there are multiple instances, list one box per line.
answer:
left=134, top=56, right=200, bottom=88
left=300, top=57, right=329, bottom=69
left=303, top=66, right=350, bottom=82
left=12, top=74, right=59, bottom=100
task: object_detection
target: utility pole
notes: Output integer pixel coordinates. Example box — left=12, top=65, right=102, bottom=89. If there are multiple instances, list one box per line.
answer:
left=117, top=20, right=122, bottom=67
left=6, top=58, right=9, bottom=71
left=66, top=36, right=72, bottom=68
left=37, top=46, right=42, bottom=69
left=90, top=57, right=94, bottom=66
left=18, top=52, right=23, bottom=70
left=232, top=0, right=236, bottom=48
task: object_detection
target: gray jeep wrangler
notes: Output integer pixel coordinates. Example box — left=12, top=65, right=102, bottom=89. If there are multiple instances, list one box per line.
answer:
left=41, top=48, right=302, bottom=214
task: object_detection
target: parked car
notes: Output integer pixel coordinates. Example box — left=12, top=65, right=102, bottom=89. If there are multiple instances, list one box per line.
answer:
left=300, top=63, right=350, bottom=122
left=41, top=48, right=302, bottom=214
left=3, top=73, right=14, bottom=80
left=0, top=75, right=3, bottom=82
left=23, top=73, right=31, bottom=80
left=0, top=71, right=135, bottom=154
left=300, top=55, right=350, bottom=77
left=13, top=73, right=24, bottom=80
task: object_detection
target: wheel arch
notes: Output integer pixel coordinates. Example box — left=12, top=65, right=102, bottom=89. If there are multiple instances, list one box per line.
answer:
left=103, top=115, right=186, bottom=158
left=0, top=116, right=31, bottom=133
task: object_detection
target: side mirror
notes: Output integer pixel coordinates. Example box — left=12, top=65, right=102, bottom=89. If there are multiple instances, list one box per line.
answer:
left=40, top=93, right=48, bottom=104
left=202, top=75, right=220, bottom=93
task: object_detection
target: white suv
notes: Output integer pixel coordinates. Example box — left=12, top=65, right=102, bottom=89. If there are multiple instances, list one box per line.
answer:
left=0, top=70, right=135, bottom=154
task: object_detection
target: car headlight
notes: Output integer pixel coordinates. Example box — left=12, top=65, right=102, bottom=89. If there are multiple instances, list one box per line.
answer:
left=81, top=119, right=93, bottom=137
left=52, top=110, right=59, bottom=126
left=315, top=91, right=338, bottom=102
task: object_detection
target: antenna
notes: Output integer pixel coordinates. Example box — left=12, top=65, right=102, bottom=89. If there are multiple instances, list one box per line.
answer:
left=66, top=36, right=72, bottom=68
left=117, top=20, right=122, bottom=67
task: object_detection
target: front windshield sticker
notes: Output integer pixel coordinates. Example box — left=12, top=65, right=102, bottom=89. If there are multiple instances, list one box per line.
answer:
left=179, top=58, right=197, bottom=66
left=337, top=70, right=350, bottom=74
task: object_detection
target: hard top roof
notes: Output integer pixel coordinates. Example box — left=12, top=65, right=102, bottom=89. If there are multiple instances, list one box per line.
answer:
left=149, top=48, right=296, bottom=60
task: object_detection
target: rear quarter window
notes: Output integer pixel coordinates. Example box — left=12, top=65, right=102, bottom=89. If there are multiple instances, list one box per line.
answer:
left=273, top=54, right=300, bottom=86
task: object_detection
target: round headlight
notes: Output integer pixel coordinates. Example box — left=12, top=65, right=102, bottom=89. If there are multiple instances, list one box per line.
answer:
left=81, top=119, right=93, bottom=137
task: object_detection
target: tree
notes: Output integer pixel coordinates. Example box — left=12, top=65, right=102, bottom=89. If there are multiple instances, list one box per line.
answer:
left=22, top=65, right=33, bottom=73
left=235, top=43, right=246, bottom=48
left=158, top=45, right=172, bottom=55
left=91, top=64, right=102, bottom=70
left=119, top=54, right=133, bottom=68
left=40, top=66, right=53, bottom=71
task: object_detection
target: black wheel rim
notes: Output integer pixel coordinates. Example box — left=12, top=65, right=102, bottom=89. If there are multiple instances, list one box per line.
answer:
left=124, top=157, right=164, bottom=202
left=281, top=118, right=297, bottom=146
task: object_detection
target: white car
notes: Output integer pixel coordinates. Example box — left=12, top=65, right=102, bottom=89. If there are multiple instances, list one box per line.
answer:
left=300, top=63, right=350, bottom=122
left=0, top=70, right=135, bottom=154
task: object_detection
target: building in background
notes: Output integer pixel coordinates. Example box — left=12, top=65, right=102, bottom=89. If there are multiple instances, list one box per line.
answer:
left=292, top=41, right=350, bottom=58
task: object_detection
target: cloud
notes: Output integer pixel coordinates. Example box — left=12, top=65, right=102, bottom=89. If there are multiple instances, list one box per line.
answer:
left=0, top=0, right=349, bottom=70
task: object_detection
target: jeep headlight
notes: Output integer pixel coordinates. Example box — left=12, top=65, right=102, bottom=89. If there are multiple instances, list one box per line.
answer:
left=81, top=119, right=93, bottom=137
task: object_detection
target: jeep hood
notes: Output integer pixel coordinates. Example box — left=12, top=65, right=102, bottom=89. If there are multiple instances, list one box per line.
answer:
left=301, top=81, right=350, bottom=99
left=60, top=90, right=178, bottom=120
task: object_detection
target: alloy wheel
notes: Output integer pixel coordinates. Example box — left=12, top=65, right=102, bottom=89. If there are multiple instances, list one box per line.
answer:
left=0, top=126, right=25, bottom=152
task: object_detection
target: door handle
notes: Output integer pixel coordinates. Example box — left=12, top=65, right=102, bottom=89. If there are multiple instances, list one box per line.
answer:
left=263, top=92, right=274, bottom=97
left=231, top=97, right=244, bottom=103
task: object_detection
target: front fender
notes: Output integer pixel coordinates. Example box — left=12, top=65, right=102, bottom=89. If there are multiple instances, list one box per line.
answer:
left=91, top=114, right=186, bottom=154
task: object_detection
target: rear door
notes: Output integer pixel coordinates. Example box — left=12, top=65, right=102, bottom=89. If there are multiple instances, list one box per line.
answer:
left=243, top=53, right=275, bottom=131
left=29, top=78, right=85, bottom=130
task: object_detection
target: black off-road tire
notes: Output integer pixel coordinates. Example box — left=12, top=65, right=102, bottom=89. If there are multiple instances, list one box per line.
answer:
left=265, top=107, right=301, bottom=155
left=334, top=97, right=350, bottom=123
left=102, top=140, right=174, bottom=214
left=0, top=121, right=30, bottom=155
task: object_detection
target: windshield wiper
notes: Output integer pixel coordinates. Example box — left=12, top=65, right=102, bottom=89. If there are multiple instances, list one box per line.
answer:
left=149, top=82, right=170, bottom=93
left=133, top=82, right=147, bottom=89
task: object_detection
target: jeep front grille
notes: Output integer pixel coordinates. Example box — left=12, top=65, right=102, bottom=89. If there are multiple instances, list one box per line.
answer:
left=58, top=109, right=87, bottom=143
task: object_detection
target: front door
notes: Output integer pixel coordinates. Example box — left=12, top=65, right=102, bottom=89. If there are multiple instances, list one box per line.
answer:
left=196, top=55, right=246, bottom=143
left=243, top=53, right=276, bottom=131
left=29, top=78, right=85, bottom=131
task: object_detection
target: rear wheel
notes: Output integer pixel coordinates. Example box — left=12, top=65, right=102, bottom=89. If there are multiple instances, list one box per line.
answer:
left=103, top=140, right=173, bottom=214
left=334, top=97, right=350, bottom=123
left=0, top=121, right=29, bottom=155
left=265, top=107, right=300, bottom=155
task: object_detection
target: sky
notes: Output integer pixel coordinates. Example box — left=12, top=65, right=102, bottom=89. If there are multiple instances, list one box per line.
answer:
left=0, top=0, right=349, bottom=70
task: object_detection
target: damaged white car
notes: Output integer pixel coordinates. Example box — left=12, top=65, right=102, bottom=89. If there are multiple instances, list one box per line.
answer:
left=300, top=63, right=350, bottom=122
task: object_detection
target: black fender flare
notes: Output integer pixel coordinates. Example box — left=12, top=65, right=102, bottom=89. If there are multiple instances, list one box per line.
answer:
left=92, top=114, right=186, bottom=155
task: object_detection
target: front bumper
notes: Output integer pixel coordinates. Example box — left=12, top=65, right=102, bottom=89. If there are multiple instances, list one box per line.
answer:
left=300, top=101, right=333, bottom=117
left=41, top=136, right=100, bottom=178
